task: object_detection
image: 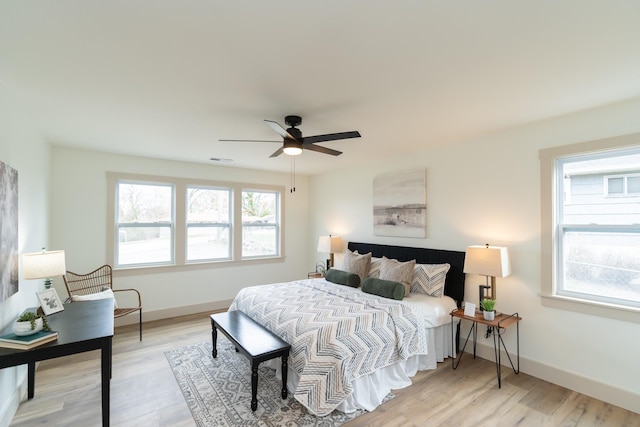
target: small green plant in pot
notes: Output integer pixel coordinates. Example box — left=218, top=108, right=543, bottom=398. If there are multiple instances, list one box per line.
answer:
left=13, top=311, right=52, bottom=336
left=481, top=298, right=496, bottom=321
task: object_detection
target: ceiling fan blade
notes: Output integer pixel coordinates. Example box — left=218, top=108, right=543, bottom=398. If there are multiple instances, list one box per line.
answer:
left=218, top=139, right=281, bottom=143
left=264, top=120, right=295, bottom=140
left=301, top=131, right=361, bottom=145
left=269, top=146, right=284, bottom=158
left=304, top=143, right=342, bottom=156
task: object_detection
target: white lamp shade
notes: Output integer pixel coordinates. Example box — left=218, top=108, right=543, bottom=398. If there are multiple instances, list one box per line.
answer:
left=317, top=236, right=343, bottom=254
left=463, top=245, right=511, bottom=278
left=22, top=250, right=66, bottom=279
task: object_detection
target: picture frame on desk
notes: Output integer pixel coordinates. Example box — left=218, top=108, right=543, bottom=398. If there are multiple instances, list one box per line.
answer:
left=37, top=288, right=64, bottom=315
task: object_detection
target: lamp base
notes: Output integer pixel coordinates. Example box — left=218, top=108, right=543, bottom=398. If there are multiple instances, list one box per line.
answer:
left=478, top=284, right=491, bottom=308
left=43, top=278, right=52, bottom=289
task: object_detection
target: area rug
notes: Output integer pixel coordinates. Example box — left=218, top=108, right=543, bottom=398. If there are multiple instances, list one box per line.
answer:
left=165, top=337, right=385, bottom=426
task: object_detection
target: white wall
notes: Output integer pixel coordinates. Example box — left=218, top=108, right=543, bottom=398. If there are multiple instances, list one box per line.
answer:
left=308, top=97, right=640, bottom=414
left=50, top=147, right=310, bottom=321
left=0, top=83, right=53, bottom=427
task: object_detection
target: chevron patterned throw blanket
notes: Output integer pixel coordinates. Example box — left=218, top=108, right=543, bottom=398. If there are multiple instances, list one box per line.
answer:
left=229, top=279, right=427, bottom=416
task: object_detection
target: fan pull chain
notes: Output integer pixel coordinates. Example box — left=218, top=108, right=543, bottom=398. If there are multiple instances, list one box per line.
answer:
left=290, top=156, right=296, bottom=193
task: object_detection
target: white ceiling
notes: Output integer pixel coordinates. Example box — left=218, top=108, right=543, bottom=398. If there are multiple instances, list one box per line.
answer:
left=1, top=1, right=640, bottom=175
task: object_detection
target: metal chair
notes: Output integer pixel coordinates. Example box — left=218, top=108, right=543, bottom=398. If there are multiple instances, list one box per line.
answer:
left=63, top=264, right=143, bottom=341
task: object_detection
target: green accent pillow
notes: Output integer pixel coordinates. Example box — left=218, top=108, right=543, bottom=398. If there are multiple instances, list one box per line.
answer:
left=325, top=268, right=361, bottom=288
left=361, top=277, right=406, bottom=300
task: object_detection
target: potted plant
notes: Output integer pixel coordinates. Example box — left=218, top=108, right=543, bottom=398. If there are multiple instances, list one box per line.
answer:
left=481, top=298, right=496, bottom=321
left=13, top=311, right=52, bottom=336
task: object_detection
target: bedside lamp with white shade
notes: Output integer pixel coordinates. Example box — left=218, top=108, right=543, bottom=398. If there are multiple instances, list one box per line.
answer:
left=317, top=235, right=343, bottom=270
left=463, top=244, right=511, bottom=304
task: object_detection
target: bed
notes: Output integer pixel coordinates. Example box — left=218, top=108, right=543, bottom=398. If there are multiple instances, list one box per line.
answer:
left=228, top=242, right=465, bottom=416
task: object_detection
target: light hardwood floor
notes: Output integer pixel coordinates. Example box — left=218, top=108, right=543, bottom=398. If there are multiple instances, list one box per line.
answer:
left=9, top=312, right=640, bottom=427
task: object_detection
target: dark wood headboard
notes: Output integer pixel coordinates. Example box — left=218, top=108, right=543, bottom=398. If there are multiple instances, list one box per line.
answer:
left=347, top=242, right=466, bottom=306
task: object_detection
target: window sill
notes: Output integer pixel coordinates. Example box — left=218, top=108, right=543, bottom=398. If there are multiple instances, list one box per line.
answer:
left=113, top=256, right=285, bottom=277
left=540, top=293, right=640, bottom=324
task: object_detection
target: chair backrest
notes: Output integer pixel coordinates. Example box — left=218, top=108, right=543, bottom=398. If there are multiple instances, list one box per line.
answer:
left=64, top=265, right=113, bottom=297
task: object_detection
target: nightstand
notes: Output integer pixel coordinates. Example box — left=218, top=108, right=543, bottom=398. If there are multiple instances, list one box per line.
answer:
left=307, top=272, right=324, bottom=279
left=450, top=307, right=521, bottom=388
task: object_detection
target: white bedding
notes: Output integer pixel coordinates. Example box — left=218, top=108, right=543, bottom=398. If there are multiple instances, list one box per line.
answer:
left=232, top=278, right=458, bottom=415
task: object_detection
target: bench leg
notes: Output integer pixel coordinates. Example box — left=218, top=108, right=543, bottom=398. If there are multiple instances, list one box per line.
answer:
left=251, top=362, right=259, bottom=411
left=211, top=322, right=218, bottom=358
left=281, top=352, right=289, bottom=399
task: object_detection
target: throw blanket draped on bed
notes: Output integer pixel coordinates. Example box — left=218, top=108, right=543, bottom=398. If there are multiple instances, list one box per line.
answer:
left=229, top=279, right=427, bottom=416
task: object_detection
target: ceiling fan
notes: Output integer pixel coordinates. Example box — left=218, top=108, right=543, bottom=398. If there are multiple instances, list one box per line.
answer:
left=219, top=115, right=361, bottom=158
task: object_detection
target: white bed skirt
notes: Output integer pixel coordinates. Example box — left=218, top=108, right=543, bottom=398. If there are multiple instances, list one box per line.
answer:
left=264, top=320, right=458, bottom=414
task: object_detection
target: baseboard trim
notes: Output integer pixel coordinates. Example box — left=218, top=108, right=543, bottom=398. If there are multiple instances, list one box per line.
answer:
left=113, top=299, right=233, bottom=327
left=468, top=342, right=640, bottom=415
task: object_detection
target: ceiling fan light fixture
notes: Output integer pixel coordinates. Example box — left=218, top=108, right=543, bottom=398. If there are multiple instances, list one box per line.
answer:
left=283, top=139, right=303, bottom=156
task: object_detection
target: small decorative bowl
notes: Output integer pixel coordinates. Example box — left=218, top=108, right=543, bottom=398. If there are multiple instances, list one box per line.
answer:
left=13, top=317, right=43, bottom=336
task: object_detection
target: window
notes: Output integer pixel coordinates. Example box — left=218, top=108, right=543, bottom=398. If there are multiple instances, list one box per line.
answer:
left=108, top=173, right=283, bottom=270
left=116, top=181, right=174, bottom=267
left=540, top=134, right=640, bottom=322
left=241, top=190, right=279, bottom=258
left=605, top=174, right=640, bottom=196
left=186, top=186, right=231, bottom=262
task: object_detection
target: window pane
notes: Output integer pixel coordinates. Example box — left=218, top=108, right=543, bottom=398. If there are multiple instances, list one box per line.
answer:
left=242, top=191, right=276, bottom=223
left=242, top=190, right=279, bottom=258
left=628, top=176, right=640, bottom=194
left=118, top=183, right=172, bottom=222
left=187, top=226, right=230, bottom=261
left=118, top=226, right=172, bottom=265
left=607, top=177, right=624, bottom=195
left=187, top=187, right=230, bottom=223
left=116, top=181, right=174, bottom=267
left=562, top=230, right=640, bottom=305
left=242, top=225, right=277, bottom=257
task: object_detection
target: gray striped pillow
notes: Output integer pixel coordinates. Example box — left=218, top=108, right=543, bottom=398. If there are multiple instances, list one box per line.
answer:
left=411, top=263, right=450, bottom=297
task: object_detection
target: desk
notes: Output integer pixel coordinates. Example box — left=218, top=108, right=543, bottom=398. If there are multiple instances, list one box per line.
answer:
left=0, top=299, right=114, bottom=426
left=450, top=308, right=521, bottom=388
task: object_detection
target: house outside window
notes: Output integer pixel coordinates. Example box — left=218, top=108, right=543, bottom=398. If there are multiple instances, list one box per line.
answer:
left=540, top=135, right=640, bottom=323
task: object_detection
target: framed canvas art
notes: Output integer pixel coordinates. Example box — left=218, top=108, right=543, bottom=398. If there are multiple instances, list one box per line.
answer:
left=373, top=169, right=427, bottom=238
left=0, top=160, right=19, bottom=302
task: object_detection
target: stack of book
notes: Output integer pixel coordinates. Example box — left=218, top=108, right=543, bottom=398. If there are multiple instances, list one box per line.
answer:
left=0, top=330, right=58, bottom=350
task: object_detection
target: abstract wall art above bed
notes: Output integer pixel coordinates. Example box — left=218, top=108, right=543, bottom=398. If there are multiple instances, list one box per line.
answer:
left=0, top=160, right=19, bottom=302
left=373, top=169, right=426, bottom=238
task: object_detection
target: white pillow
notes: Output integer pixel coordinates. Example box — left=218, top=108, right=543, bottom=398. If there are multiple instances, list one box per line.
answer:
left=72, top=289, right=118, bottom=308
left=411, top=263, right=450, bottom=297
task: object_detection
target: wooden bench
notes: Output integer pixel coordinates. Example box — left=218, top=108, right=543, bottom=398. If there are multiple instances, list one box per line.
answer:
left=210, top=310, right=291, bottom=411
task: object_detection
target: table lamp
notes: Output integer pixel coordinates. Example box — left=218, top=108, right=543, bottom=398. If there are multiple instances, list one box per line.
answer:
left=463, top=244, right=511, bottom=303
left=22, top=249, right=66, bottom=289
left=317, top=235, right=343, bottom=270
